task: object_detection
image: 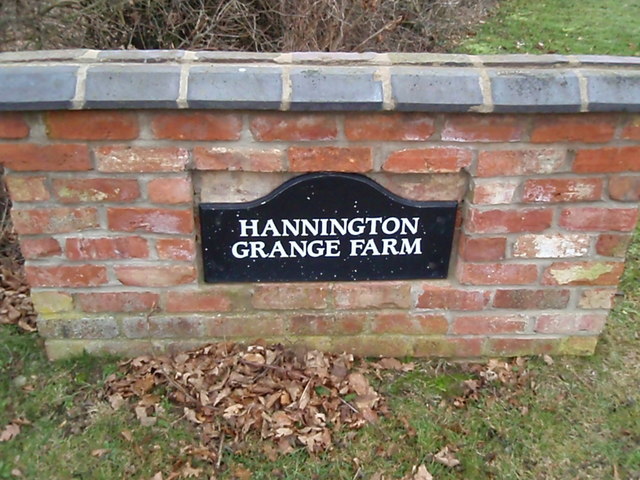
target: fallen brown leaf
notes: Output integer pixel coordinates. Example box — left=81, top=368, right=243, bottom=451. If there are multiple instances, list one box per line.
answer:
left=434, top=446, right=460, bottom=468
left=0, top=422, right=20, bottom=442
left=91, top=448, right=109, bottom=458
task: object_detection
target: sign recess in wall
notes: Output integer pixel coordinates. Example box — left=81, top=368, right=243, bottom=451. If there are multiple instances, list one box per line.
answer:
left=199, top=173, right=457, bottom=283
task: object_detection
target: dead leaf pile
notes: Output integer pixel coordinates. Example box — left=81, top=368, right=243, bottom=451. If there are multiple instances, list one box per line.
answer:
left=0, top=267, right=37, bottom=332
left=105, top=342, right=388, bottom=457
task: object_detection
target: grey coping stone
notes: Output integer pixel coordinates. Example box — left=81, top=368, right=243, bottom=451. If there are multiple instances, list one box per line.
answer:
left=96, top=50, right=186, bottom=63
left=195, top=51, right=280, bottom=62
left=0, top=65, right=77, bottom=110
left=490, top=69, right=581, bottom=113
left=290, top=66, right=383, bottom=111
left=188, top=65, right=282, bottom=109
left=85, top=64, right=181, bottom=108
left=287, top=52, right=380, bottom=64
left=0, top=49, right=90, bottom=63
left=387, top=53, right=473, bottom=66
left=576, top=55, right=640, bottom=67
left=391, top=67, right=483, bottom=112
left=586, top=70, right=640, bottom=112
left=479, top=54, right=571, bottom=67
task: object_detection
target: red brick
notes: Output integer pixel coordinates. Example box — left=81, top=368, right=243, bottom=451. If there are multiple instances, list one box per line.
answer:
left=250, top=113, right=337, bottom=141
left=96, top=146, right=188, bottom=172
left=458, top=263, right=538, bottom=285
left=66, top=237, right=149, bottom=260
left=534, top=313, right=607, bottom=334
left=151, top=112, right=241, bottom=140
left=542, top=261, right=625, bottom=286
left=459, top=236, right=506, bottom=261
left=333, top=282, right=411, bottom=309
left=165, top=289, right=236, bottom=313
left=513, top=234, right=590, bottom=258
left=289, top=313, right=366, bottom=335
left=107, top=208, right=194, bottom=234
left=609, top=176, right=640, bottom=201
left=413, top=337, right=483, bottom=358
left=493, top=289, right=570, bottom=309
left=451, top=315, right=528, bottom=335
left=371, top=313, right=448, bottom=335
left=252, top=284, right=328, bottom=310
left=206, top=315, right=286, bottom=338
left=560, top=207, right=638, bottom=232
left=523, top=178, right=603, bottom=203
left=52, top=178, right=140, bottom=203
left=12, top=207, right=98, bottom=234
left=621, top=116, right=640, bottom=140
left=20, top=237, right=61, bottom=259
left=0, top=113, right=29, bottom=138
left=157, top=238, right=196, bottom=261
left=345, top=113, right=435, bottom=141
left=441, top=115, right=524, bottom=142
left=45, top=111, right=139, bottom=140
left=115, top=266, right=196, bottom=287
left=5, top=176, right=49, bottom=202
left=467, top=208, right=553, bottom=234
left=383, top=148, right=472, bottom=173
left=75, top=292, right=159, bottom=313
left=417, top=285, right=490, bottom=310
left=530, top=114, right=616, bottom=143
left=578, top=289, right=617, bottom=309
left=486, top=338, right=560, bottom=356
left=148, top=177, right=192, bottom=204
left=573, top=146, right=640, bottom=173
left=0, top=144, right=90, bottom=171
left=596, top=234, right=632, bottom=257
left=26, top=265, right=107, bottom=287
left=193, top=147, right=283, bottom=172
left=288, top=147, right=372, bottom=172
left=471, top=179, right=519, bottom=205
left=477, top=149, right=566, bottom=177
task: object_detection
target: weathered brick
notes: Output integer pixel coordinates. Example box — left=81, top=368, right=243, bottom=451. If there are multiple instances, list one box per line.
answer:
left=457, top=263, right=538, bottom=285
left=441, top=115, right=524, bottom=142
left=371, top=313, right=448, bottom=335
left=534, top=313, right=607, bottom=334
left=194, top=147, right=283, bottom=172
left=542, top=261, right=625, bottom=286
left=252, top=284, right=328, bottom=310
left=38, top=316, right=119, bottom=340
left=530, top=114, right=616, bottom=143
left=31, top=291, right=74, bottom=314
left=513, top=234, right=590, bottom=258
left=608, top=176, right=640, bottom=201
left=573, top=146, right=640, bottom=173
left=26, top=265, right=108, bottom=287
left=44, top=340, right=88, bottom=359
left=206, top=314, right=286, bottom=338
left=413, top=337, right=483, bottom=358
left=12, top=207, right=98, bottom=234
left=288, top=147, right=372, bottom=172
left=621, top=116, right=640, bottom=140
left=164, top=288, right=244, bottom=313
left=330, top=335, right=414, bottom=357
left=20, top=237, right=62, bottom=259
left=477, top=149, right=566, bottom=177
left=96, top=146, right=189, bottom=172
left=107, top=207, right=194, bottom=234
left=596, top=234, right=632, bottom=257
left=467, top=208, right=553, bottom=234
left=151, top=112, right=242, bottom=140
left=383, top=148, right=472, bottom=173
left=523, top=178, right=603, bottom=203
left=115, top=266, right=197, bottom=287
left=372, top=173, right=466, bottom=202
left=451, top=314, right=528, bottom=335
left=578, top=288, right=617, bottom=309
left=493, top=289, right=570, bottom=309
left=557, top=336, right=598, bottom=355
left=45, top=111, right=139, bottom=140
left=148, top=316, right=205, bottom=338
left=0, top=144, right=90, bottom=171
left=458, top=236, right=506, bottom=261
left=471, top=179, right=519, bottom=205
left=156, top=238, right=196, bottom=261
left=147, top=177, right=192, bottom=204
left=5, top=175, right=49, bottom=202
left=250, top=113, right=337, bottom=141
left=52, top=178, right=140, bottom=203
left=417, top=285, right=490, bottom=310
left=560, top=207, right=638, bottom=232
left=75, top=292, right=159, bottom=313
left=289, top=313, right=366, bottom=335
left=345, top=113, right=435, bottom=141
left=0, top=113, right=29, bottom=138
left=333, top=282, right=412, bottom=309
left=66, top=237, right=149, bottom=260
left=485, top=338, right=561, bottom=356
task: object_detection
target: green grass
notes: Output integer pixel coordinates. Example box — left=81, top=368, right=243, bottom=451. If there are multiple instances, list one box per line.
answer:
left=457, top=0, right=640, bottom=56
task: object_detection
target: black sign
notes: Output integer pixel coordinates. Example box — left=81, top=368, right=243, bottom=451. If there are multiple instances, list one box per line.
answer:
left=199, top=173, right=457, bottom=283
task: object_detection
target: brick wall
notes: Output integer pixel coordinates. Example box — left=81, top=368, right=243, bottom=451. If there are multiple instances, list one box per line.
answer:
left=1, top=51, right=639, bottom=359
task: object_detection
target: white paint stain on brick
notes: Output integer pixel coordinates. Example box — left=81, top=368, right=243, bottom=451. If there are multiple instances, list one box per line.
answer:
left=513, top=234, right=590, bottom=258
